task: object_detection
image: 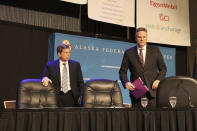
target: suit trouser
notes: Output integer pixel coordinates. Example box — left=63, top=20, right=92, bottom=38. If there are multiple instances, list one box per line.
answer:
left=58, top=90, right=78, bottom=107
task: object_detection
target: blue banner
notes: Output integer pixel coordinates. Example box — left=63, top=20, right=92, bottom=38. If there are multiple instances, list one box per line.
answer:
left=49, top=33, right=176, bottom=104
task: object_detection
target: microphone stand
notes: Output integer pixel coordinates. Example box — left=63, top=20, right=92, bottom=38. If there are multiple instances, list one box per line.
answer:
left=179, top=80, right=194, bottom=108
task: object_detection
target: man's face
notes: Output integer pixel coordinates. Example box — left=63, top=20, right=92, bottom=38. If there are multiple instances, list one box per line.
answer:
left=136, top=31, right=147, bottom=48
left=58, top=48, right=71, bottom=61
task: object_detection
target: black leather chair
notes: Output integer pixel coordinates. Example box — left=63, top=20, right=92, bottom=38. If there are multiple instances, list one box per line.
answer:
left=82, top=79, right=123, bottom=108
left=17, top=79, right=57, bottom=109
left=156, top=76, right=197, bottom=108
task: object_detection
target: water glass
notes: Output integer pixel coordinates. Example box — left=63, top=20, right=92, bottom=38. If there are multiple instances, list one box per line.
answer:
left=169, top=96, right=177, bottom=108
left=141, top=97, right=148, bottom=108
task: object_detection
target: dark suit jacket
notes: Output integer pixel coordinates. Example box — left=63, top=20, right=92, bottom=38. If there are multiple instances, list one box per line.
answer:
left=119, top=45, right=167, bottom=103
left=41, top=59, right=84, bottom=103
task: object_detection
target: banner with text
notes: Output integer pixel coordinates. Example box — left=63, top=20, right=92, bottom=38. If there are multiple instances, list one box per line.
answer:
left=137, top=0, right=190, bottom=46
left=88, top=0, right=135, bottom=27
left=60, top=0, right=87, bottom=4
left=49, top=33, right=176, bottom=104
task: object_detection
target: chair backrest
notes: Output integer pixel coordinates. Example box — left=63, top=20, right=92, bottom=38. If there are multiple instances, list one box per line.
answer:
left=17, top=79, right=57, bottom=109
left=82, top=79, right=123, bottom=108
left=156, top=76, right=197, bottom=108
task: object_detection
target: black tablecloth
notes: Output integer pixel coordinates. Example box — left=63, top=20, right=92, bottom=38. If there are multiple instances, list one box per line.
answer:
left=0, top=108, right=197, bottom=131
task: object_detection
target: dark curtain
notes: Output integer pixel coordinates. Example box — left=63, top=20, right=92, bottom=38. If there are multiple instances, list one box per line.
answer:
left=193, top=50, right=197, bottom=79
left=0, top=108, right=196, bottom=131
left=0, top=21, right=50, bottom=109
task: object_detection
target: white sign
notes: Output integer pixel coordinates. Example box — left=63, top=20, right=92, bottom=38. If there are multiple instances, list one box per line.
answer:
left=88, top=0, right=135, bottom=27
left=137, top=0, right=190, bottom=46
left=61, top=0, right=87, bottom=4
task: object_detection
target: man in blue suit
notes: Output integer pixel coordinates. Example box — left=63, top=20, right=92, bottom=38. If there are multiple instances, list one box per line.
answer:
left=41, top=44, right=84, bottom=107
left=119, top=27, right=167, bottom=107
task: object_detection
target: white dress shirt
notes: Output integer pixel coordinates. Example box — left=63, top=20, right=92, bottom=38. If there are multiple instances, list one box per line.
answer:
left=59, top=60, right=71, bottom=92
left=137, top=45, right=146, bottom=64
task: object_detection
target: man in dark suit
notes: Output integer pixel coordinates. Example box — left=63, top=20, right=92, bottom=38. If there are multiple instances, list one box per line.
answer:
left=119, top=27, right=167, bottom=107
left=41, top=44, right=84, bottom=107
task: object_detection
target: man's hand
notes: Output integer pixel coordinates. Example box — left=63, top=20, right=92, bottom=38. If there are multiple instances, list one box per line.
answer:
left=42, top=77, right=52, bottom=86
left=125, top=82, right=135, bottom=91
left=152, top=80, right=160, bottom=90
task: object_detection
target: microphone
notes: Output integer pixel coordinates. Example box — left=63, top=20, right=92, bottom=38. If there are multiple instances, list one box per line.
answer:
left=110, top=81, right=116, bottom=107
left=38, top=92, right=44, bottom=108
left=179, top=80, right=193, bottom=108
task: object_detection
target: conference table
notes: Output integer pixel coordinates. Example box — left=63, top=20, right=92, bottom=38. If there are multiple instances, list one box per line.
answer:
left=0, top=107, right=197, bottom=131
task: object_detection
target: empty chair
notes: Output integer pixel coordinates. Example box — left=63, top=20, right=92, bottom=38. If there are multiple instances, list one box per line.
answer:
left=82, top=79, right=123, bottom=108
left=17, top=79, right=57, bottom=109
left=156, top=76, right=197, bottom=108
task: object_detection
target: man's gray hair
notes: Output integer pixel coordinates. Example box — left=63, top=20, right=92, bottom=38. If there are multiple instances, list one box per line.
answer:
left=136, top=27, right=147, bottom=33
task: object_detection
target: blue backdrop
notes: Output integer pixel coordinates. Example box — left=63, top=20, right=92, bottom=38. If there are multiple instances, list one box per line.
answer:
left=48, top=33, right=176, bottom=104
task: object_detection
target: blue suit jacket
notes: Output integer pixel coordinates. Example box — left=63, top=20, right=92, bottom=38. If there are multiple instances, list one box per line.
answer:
left=41, top=59, right=84, bottom=101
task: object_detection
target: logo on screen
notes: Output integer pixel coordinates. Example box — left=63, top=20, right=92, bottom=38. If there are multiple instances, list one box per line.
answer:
left=62, top=40, right=72, bottom=52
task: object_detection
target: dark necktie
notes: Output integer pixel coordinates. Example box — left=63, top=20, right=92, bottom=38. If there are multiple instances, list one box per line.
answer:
left=139, top=49, right=144, bottom=67
left=62, top=63, right=68, bottom=93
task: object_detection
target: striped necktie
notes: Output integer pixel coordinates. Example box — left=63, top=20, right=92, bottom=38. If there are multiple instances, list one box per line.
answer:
left=139, top=49, right=144, bottom=67
left=62, top=63, right=68, bottom=93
